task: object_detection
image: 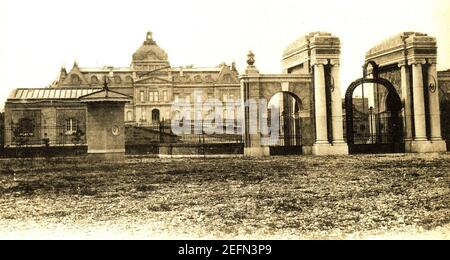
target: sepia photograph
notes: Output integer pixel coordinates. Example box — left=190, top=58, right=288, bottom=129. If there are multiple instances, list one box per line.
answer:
left=0, top=0, right=449, bottom=245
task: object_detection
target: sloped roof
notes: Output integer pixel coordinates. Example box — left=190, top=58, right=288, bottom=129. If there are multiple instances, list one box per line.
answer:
left=171, top=67, right=222, bottom=73
left=79, top=67, right=132, bottom=73
left=8, top=88, right=101, bottom=101
left=79, top=88, right=132, bottom=103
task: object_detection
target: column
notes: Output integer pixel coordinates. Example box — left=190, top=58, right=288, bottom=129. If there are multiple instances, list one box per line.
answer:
left=366, top=73, right=378, bottom=141
left=241, top=67, right=270, bottom=157
left=330, top=63, right=345, bottom=143
left=400, top=63, right=413, bottom=142
left=428, top=63, right=443, bottom=141
left=412, top=62, right=427, bottom=141
left=314, top=63, right=329, bottom=144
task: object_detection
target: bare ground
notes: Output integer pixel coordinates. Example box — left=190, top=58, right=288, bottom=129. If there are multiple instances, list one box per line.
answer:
left=0, top=153, right=449, bottom=239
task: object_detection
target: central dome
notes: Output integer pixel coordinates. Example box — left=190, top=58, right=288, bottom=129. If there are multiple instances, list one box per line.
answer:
left=132, top=32, right=168, bottom=61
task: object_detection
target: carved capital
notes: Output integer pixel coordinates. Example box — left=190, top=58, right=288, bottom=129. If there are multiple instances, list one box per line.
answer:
left=397, top=60, right=408, bottom=67
left=329, top=59, right=340, bottom=66
left=426, top=58, right=437, bottom=65
left=310, top=58, right=328, bottom=66
left=408, top=58, right=427, bottom=65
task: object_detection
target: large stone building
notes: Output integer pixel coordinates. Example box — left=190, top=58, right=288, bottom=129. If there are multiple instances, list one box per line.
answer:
left=54, top=31, right=240, bottom=125
left=3, top=32, right=241, bottom=146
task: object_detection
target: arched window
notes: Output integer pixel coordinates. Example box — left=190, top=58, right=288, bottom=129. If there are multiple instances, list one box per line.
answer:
left=205, top=75, right=213, bottom=82
left=152, top=109, right=160, bottom=123
left=91, top=76, right=99, bottom=84
left=125, top=76, right=133, bottom=83
left=114, top=76, right=122, bottom=84
left=127, top=111, right=133, bottom=122
left=223, top=74, right=232, bottom=83
left=70, top=75, right=81, bottom=85
left=194, top=75, right=202, bottom=83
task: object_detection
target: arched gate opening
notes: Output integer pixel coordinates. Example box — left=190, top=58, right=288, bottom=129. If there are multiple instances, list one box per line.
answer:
left=267, top=91, right=303, bottom=155
left=345, top=77, right=404, bottom=154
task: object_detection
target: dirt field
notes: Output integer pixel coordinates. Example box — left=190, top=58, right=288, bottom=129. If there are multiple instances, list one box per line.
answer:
left=0, top=153, right=449, bottom=239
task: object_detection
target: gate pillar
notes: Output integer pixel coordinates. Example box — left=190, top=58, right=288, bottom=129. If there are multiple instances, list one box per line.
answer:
left=309, top=34, right=348, bottom=155
left=365, top=32, right=446, bottom=153
left=240, top=53, right=270, bottom=157
left=399, top=61, right=414, bottom=151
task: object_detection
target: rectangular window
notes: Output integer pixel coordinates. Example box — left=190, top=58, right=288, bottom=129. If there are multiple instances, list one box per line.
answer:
left=141, top=109, right=147, bottom=122
left=163, top=91, right=168, bottom=102
left=223, top=94, right=228, bottom=102
left=149, top=91, right=159, bottom=103
left=149, top=92, right=154, bottom=103
left=185, top=95, right=191, bottom=103
left=140, top=91, right=145, bottom=102
left=174, top=94, right=179, bottom=103
left=17, top=118, right=35, bottom=137
left=65, top=118, right=78, bottom=134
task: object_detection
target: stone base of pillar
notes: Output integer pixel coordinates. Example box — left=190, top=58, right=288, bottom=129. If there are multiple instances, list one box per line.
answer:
left=410, top=140, right=447, bottom=153
left=244, top=147, right=270, bottom=157
left=312, top=142, right=349, bottom=155
left=87, top=152, right=126, bottom=161
left=302, top=146, right=313, bottom=155
left=404, top=140, right=413, bottom=153
left=245, top=66, right=260, bottom=75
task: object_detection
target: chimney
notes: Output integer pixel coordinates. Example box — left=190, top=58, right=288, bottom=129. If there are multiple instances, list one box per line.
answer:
left=59, top=66, right=67, bottom=82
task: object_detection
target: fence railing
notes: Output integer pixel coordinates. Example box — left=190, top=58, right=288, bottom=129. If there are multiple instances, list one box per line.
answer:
left=4, top=125, right=87, bottom=147
left=152, top=121, right=243, bottom=144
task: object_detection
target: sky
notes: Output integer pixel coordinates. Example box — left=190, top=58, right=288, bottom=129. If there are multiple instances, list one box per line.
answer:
left=0, top=0, right=449, bottom=108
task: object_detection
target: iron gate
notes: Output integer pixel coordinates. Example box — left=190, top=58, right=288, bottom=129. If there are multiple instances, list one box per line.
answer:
left=345, top=77, right=404, bottom=154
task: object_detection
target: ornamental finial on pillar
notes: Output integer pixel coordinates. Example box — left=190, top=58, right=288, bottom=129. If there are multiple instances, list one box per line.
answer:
left=247, top=51, right=255, bottom=66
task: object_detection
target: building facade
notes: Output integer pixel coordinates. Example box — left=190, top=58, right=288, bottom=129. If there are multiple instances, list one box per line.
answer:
left=3, top=32, right=241, bottom=147
left=55, top=32, right=240, bottom=125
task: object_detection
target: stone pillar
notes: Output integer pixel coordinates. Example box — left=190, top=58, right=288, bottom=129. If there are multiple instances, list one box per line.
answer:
left=428, top=63, right=443, bottom=141
left=314, top=63, right=329, bottom=144
left=399, top=62, right=413, bottom=151
left=241, top=61, right=270, bottom=157
left=312, top=60, right=348, bottom=155
left=427, top=62, right=447, bottom=152
left=409, top=60, right=446, bottom=153
left=412, top=62, right=427, bottom=141
left=330, top=62, right=345, bottom=144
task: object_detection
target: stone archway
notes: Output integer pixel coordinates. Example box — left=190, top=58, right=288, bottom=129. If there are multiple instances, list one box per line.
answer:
left=345, top=77, right=404, bottom=153
left=364, top=32, right=447, bottom=153
left=267, top=91, right=303, bottom=155
left=240, top=32, right=349, bottom=156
